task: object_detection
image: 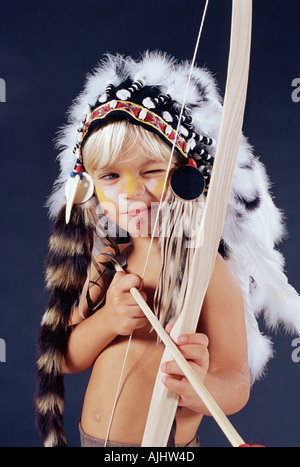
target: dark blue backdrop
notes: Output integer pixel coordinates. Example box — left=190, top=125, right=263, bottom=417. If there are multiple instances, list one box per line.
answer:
left=0, top=0, right=300, bottom=447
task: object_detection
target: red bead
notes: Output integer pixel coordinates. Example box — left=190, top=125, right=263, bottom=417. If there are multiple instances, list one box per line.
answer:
left=187, top=158, right=197, bottom=168
left=239, top=444, right=265, bottom=447
left=75, top=164, right=83, bottom=174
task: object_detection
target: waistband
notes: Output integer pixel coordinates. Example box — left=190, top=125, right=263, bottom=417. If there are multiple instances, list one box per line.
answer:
left=79, top=422, right=200, bottom=447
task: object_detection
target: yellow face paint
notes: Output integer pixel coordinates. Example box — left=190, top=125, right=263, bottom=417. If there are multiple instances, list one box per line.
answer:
left=153, top=179, right=166, bottom=198
left=96, top=186, right=110, bottom=203
left=125, top=171, right=135, bottom=198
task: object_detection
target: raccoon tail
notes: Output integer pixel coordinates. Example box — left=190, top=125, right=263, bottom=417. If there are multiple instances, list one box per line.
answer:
left=35, top=200, right=96, bottom=447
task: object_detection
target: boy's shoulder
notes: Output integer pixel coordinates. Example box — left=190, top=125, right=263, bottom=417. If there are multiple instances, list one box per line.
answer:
left=206, top=253, right=243, bottom=304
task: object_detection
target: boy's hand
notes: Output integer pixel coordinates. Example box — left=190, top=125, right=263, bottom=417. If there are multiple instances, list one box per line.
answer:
left=104, top=271, right=148, bottom=336
left=161, top=324, right=209, bottom=410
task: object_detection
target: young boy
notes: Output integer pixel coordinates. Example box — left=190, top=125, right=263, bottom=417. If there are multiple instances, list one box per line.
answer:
left=36, top=52, right=300, bottom=447
left=62, top=120, right=250, bottom=446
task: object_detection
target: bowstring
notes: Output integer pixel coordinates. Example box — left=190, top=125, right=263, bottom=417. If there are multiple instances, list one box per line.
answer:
left=104, top=334, right=132, bottom=446
left=104, top=0, right=210, bottom=445
left=141, top=0, right=210, bottom=284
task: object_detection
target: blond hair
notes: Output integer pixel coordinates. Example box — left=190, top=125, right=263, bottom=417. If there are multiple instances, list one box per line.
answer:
left=82, top=118, right=181, bottom=174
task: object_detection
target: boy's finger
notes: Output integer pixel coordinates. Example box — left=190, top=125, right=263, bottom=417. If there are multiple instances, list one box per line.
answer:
left=110, top=270, right=126, bottom=285
left=162, top=375, right=190, bottom=400
left=177, top=333, right=209, bottom=347
left=165, top=322, right=174, bottom=334
left=177, top=345, right=209, bottom=365
left=111, top=272, right=143, bottom=293
left=161, top=360, right=199, bottom=377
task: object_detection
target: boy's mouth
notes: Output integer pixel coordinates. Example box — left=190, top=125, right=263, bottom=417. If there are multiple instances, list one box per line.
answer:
left=126, top=205, right=150, bottom=217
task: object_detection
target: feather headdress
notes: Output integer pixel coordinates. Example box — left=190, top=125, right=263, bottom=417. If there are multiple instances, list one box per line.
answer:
left=36, top=51, right=300, bottom=447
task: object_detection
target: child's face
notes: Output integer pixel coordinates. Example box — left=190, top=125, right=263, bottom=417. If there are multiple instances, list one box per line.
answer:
left=92, top=145, right=174, bottom=237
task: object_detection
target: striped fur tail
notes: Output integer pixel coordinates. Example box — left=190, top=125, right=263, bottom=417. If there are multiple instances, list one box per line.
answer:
left=35, top=201, right=96, bottom=446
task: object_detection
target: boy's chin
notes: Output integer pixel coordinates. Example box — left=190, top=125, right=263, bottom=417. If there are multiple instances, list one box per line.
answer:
left=127, top=223, right=157, bottom=239
left=128, top=229, right=151, bottom=238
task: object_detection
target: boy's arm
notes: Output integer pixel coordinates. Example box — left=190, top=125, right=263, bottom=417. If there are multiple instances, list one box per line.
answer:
left=199, top=253, right=250, bottom=414
left=62, top=304, right=118, bottom=374
left=62, top=247, right=117, bottom=374
left=162, top=253, right=250, bottom=415
left=62, top=247, right=148, bottom=374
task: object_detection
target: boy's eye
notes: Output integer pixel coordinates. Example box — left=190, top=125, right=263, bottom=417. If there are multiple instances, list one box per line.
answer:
left=100, top=173, right=119, bottom=180
left=144, top=169, right=165, bottom=175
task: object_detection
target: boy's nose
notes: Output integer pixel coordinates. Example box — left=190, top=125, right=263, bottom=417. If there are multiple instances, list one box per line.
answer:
left=124, top=173, right=145, bottom=198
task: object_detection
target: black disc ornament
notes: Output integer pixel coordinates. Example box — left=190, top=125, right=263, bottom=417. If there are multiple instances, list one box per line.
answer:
left=170, top=165, right=205, bottom=200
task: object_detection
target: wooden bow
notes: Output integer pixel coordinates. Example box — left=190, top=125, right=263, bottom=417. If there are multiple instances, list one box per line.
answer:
left=141, top=0, right=253, bottom=447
